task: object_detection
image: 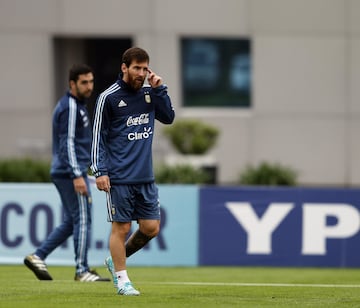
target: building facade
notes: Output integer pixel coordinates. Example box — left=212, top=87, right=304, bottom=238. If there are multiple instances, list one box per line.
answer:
left=0, top=0, right=360, bottom=185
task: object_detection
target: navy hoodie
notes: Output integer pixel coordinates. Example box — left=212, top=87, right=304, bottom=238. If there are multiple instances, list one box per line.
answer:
left=91, top=77, right=175, bottom=184
left=51, top=91, right=91, bottom=178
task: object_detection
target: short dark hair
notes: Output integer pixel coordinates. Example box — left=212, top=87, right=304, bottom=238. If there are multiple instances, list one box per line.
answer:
left=68, top=64, right=93, bottom=82
left=122, top=47, right=149, bottom=67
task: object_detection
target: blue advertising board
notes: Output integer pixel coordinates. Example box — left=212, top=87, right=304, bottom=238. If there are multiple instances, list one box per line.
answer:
left=127, top=184, right=198, bottom=266
left=199, top=186, right=360, bottom=267
left=2, top=184, right=360, bottom=267
left=0, top=183, right=198, bottom=266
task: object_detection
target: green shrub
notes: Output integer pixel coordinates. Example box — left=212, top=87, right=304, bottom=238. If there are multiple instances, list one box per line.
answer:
left=155, top=164, right=211, bottom=184
left=239, top=162, right=298, bottom=186
left=163, top=119, right=219, bottom=155
left=0, top=158, right=51, bottom=182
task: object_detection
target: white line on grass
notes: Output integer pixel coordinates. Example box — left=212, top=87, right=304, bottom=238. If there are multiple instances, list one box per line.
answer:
left=145, top=282, right=360, bottom=288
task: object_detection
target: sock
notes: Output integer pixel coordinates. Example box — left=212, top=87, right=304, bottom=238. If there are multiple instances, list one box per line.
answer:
left=116, top=270, right=130, bottom=286
left=126, top=230, right=153, bottom=257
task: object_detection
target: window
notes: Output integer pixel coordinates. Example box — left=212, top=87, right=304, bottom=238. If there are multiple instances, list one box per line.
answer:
left=181, top=37, right=251, bottom=108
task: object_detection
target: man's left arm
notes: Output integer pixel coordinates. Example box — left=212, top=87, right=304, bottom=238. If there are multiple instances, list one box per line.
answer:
left=152, top=84, right=175, bottom=124
left=148, top=69, right=175, bottom=124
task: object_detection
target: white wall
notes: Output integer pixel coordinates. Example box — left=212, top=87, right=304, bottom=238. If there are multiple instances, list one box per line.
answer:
left=0, top=0, right=359, bottom=185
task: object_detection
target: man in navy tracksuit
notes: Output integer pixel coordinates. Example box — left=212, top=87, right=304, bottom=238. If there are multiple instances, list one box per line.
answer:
left=91, top=47, right=175, bottom=295
left=24, top=64, right=109, bottom=282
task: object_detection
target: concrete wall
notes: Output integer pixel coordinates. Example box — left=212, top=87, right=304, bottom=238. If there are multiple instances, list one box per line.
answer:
left=0, top=0, right=359, bottom=185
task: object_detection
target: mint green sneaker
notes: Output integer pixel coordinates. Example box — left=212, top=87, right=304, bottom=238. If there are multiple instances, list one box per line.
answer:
left=104, top=256, right=117, bottom=288
left=117, top=281, right=140, bottom=296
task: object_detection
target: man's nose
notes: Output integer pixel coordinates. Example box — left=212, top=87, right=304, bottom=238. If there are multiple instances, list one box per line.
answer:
left=87, top=82, right=94, bottom=90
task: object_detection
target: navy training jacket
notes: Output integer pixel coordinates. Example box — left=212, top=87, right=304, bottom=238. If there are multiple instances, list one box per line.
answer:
left=51, top=91, right=92, bottom=179
left=91, top=77, right=175, bottom=184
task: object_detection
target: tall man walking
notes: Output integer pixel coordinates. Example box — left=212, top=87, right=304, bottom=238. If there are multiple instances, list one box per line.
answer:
left=25, top=64, right=110, bottom=282
left=91, top=47, right=175, bottom=295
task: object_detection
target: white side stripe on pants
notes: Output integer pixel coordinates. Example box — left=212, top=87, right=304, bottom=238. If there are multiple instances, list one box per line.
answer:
left=106, top=192, right=113, bottom=222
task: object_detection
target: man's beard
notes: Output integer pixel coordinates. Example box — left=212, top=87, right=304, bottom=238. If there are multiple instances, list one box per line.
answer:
left=128, top=75, right=145, bottom=91
left=75, top=88, right=92, bottom=101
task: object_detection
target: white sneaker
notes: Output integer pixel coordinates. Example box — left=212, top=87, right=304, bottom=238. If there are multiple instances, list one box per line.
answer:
left=75, top=270, right=111, bottom=282
left=24, top=254, right=52, bottom=280
left=117, top=281, right=140, bottom=296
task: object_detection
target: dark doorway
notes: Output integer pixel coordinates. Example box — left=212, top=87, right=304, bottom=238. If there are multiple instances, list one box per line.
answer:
left=84, top=38, right=132, bottom=121
left=53, top=37, right=132, bottom=122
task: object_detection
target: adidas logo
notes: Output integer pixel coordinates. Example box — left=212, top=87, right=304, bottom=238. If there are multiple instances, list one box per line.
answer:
left=118, top=100, right=127, bottom=107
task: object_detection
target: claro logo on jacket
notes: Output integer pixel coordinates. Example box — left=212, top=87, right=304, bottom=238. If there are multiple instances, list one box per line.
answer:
left=128, top=127, right=153, bottom=141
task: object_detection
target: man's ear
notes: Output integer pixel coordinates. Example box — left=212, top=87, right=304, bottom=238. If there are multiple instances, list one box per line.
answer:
left=121, top=63, right=127, bottom=73
left=69, top=80, right=75, bottom=89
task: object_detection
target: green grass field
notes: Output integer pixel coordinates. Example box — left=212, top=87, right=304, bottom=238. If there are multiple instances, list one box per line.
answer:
left=0, top=265, right=359, bottom=307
